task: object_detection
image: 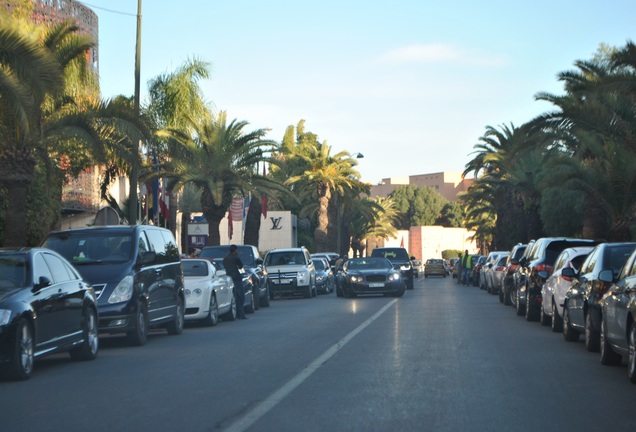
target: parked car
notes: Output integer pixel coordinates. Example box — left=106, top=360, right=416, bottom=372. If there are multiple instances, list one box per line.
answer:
left=500, top=244, right=526, bottom=305
left=480, top=251, right=507, bottom=291
left=517, top=237, right=600, bottom=322
left=449, top=258, right=460, bottom=279
left=200, top=244, right=269, bottom=308
left=411, top=259, right=423, bottom=278
left=470, top=255, right=486, bottom=287
left=264, top=247, right=316, bottom=298
left=561, top=242, right=636, bottom=351
left=182, top=258, right=236, bottom=325
left=311, top=252, right=340, bottom=272
left=336, top=257, right=405, bottom=298
left=0, top=248, right=98, bottom=380
left=370, top=247, right=415, bottom=290
left=599, top=249, right=636, bottom=382
left=485, top=253, right=510, bottom=295
left=424, top=258, right=447, bottom=278
left=540, top=246, right=593, bottom=332
left=212, top=258, right=258, bottom=314
left=42, top=225, right=185, bottom=346
left=313, top=257, right=335, bottom=294
left=512, top=240, right=536, bottom=315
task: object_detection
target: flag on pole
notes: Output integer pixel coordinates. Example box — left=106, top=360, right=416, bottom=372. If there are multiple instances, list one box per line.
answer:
left=159, top=178, right=169, bottom=220
left=228, top=209, right=233, bottom=240
left=242, top=194, right=250, bottom=235
left=230, top=197, right=244, bottom=221
left=400, top=236, right=404, bottom=248
left=262, top=164, right=268, bottom=219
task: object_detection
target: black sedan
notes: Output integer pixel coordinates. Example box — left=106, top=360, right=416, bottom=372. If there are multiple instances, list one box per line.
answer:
left=0, top=248, right=99, bottom=380
left=336, top=257, right=405, bottom=298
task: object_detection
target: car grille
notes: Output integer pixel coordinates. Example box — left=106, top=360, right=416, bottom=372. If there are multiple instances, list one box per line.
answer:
left=92, top=284, right=107, bottom=299
left=269, top=272, right=298, bottom=280
left=366, top=275, right=387, bottom=283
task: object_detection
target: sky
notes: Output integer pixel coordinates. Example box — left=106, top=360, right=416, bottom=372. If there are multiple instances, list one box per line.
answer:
left=81, top=0, right=636, bottom=185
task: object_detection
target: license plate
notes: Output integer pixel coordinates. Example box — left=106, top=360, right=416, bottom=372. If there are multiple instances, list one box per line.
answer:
left=274, top=278, right=291, bottom=284
left=369, top=282, right=384, bottom=288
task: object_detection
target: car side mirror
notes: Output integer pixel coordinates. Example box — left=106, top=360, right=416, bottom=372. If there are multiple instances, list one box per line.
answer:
left=537, top=270, right=549, bottom=279
left=561, top=267, right=576, bottom=278
left=33, top=276, right=52, bottom=291
left=598, top=269, right=613, bottom=283
left=140, top=250, right=157, bottom=266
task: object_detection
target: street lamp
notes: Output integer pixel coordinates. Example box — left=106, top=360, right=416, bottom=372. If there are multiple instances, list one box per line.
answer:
left=336, top=152, right=364, bottom=256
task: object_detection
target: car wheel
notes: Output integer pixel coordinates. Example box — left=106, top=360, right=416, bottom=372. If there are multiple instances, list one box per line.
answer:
left=600, top=318, right=621, bottom=365
left=304, top=285, right=312, bottom=299
left=628, top=324, right=636, bottom=383
left=202, top=293, right=219, bottom=327
left=245, top=290, right=256, bottom=314
left=562, top=305, right=579, bottom=342
left=540, top=304, right=551, bottom=326
left=127, top=302, right=149, bottom=346
left=551, top=302, right=563, bottom=332
left=166, top=296, right=185, bottom=335
left=503, top=286, right=512, bottom=306
left=260, top=286, right=271, bottom=307
left=515, top=291, right=524, bottom=316
left=3, top=319, right=34, bottom=381
left=393, top=285, right=405, bottom=297
left=223, top=297, right=237, bottom=321
left=70, top=307, right=99, bottom=361
left=585, top=312, right=600, bottom=352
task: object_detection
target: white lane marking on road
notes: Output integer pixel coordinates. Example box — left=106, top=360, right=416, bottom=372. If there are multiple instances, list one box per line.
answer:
left=223, top=299, right=398, bottom=432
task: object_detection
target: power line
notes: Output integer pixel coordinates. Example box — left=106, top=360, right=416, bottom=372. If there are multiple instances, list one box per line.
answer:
left=80, top=2, right=137, bottom=17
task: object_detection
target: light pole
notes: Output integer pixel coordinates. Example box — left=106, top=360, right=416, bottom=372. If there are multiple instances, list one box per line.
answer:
left=336, top=152, right=365, bottom=256
left=128, top=0, right=142, bottom=225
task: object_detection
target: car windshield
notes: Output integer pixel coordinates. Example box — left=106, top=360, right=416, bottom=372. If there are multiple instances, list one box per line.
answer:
left=265, top=252, right=306, bottom=266
left=605, top=245, right=636, bottom=273
left=347, top=258, right=392, bottom=270
left=43, top=232, right=133, bottom=264
left=314, top=260, right=327, bottom=270
left=182, top=260, right=209, bottom=277
left=0, top=255, right=28, bottom=289
left=371, top=248, right=409, bottom=261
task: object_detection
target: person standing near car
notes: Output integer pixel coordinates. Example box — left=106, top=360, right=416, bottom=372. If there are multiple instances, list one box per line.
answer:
left=462, top=250, right=473, bottom=286
left=223, top=244, right=247, bottom=319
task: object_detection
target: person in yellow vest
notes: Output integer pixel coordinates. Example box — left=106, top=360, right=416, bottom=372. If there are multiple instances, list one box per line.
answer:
left=461, top=250, right=472, bottom=286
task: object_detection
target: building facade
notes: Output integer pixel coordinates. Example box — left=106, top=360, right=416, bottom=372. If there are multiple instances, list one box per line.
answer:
left=370, top=171, right=473, bottom=202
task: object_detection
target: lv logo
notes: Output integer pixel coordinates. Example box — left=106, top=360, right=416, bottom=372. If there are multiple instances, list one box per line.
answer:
left=270, top=217, right=283, bottom=230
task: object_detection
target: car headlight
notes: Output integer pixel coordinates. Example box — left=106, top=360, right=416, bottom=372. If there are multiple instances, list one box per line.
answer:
left=316, top=275, right=325, bottom=282
left=349, top=275, right=363, bottom=283
left=388, top=273, right=401, bottom=281
left=0, top=309, right=11, bottom=326
left=400, top=264, right=410, bottom=271
left=297, top=271, right=310, bottom=285
left=108, top=275, right=134, bottom=304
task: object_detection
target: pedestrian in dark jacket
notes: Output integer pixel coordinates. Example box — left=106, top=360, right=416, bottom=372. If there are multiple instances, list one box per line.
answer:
left=456, top=253, right=462, bottom=284
left=223, top=244, right=247, bottom=319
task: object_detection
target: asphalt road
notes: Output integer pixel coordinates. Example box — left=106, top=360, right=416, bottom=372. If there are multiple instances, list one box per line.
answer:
left=2, top=275, right=635, bottom=432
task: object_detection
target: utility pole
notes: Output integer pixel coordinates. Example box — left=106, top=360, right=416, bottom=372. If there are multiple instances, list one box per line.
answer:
left=128, top=0, right=142, bottom=225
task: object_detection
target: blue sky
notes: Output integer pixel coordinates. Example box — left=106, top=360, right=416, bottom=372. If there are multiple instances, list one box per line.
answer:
left=82, top=0, right=636, bottom=185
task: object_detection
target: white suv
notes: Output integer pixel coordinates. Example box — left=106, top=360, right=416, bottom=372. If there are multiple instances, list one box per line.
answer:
left=264, top=247, right=316, bottom=298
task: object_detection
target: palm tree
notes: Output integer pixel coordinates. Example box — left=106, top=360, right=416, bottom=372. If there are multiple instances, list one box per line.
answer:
left=350, top=196, right=398, bottom=257
left=0, top=19, right=95, bottom=246
left=286, top=142, right=366, bottom=252
left=155, top=111, right=283, bottom=245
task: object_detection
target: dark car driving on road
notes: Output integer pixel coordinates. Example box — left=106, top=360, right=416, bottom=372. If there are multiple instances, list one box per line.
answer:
left=370, top=247, right=414, bottom=290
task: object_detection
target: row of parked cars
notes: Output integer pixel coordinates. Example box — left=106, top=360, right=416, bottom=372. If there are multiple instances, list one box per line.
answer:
left=471, top=236, right=636, bottom=384
left=0, top=227, right=346, bottom=381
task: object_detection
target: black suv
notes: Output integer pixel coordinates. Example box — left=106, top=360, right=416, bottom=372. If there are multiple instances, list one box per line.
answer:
left=200, top=244, right=269, bottom=308
left=42, top=225, right=185, bottom=346
left=519, top=237, right=600, bottom=321
left=370, top=247, right=415, bottom=290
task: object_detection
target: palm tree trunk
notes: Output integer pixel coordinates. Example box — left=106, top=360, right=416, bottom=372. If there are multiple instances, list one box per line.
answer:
left=244, top=195, right=262, bottom=247
left=314, top=182, right=330, bottom=251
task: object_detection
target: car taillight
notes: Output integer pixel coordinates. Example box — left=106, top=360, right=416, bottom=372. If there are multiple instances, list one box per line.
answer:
left=507, top=264, right=518, bottom=274
left=562, top=275, right=573, bottom=282
left=535, top=263, right=554, bottom=275
left=495, top=266, right=505, bottom=271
